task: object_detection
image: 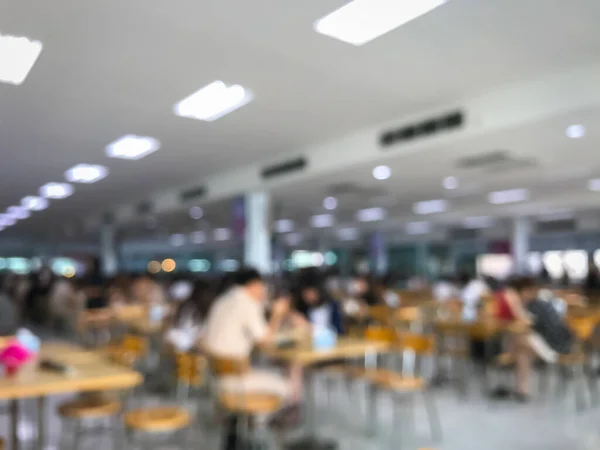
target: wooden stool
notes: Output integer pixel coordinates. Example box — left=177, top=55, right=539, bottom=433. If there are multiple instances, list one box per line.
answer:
left=58, top=395, right=121, bottom=450
left=175, top=352, right=206, bottom=400
left=124, top=407, right=191, bottom=448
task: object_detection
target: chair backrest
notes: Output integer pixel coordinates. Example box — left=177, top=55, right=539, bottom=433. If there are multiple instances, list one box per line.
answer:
left=175, top=352, right=206, bottom=385
left=368, top=306, right=393, bottom=324
left=207, top=354, right=250, bottom=377
left=395, top=306, right=421, bottom=323
left=396, top=332, right=435, bottom=354
left=364, top=326, right=396, bottom=343
left=567, top=316, right=596, bottom=342
left=123, top=334, right=148, bottom=353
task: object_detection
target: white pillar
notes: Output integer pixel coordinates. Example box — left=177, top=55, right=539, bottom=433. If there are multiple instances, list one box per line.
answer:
left=244, top=192, right=272, bottom=274
left=512, top=217, right=531, bottom=274
left=100, top=223, right=118, bottom=276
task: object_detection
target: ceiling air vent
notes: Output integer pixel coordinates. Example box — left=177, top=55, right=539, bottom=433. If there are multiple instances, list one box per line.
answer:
left=536, top=219, right=576, bottom=234
left=180, top=185, right=208, bottom=203
left=261, top=157, right=307, bottom=179
left=380, top=110, right=464, bottom=149
left=456, top=150, right=510, bottom=169
left=327, top=182, right=387, bottom=199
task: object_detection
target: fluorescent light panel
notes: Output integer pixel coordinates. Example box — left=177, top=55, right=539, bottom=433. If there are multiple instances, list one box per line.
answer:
left=170, top=234, right=185, bottom=247
left=190, top=231, right=206, bottom=244
left=338, top=227, right=359, bottom=241
left=40, top=182, right=73, bottom=199
left=443, top=176, right=458, bottom=190
left=21, top=196, right=48, bottom=211
left=413, top=199, right=448, bottom=215
left=357, top=207, right=387, bottom=222
left=7, top=206, right=29, bottom=220
left=488, top=188, right=529, bottom=204
left=588, top=179, right=600, bottom=192
left=311, top=214, right=334, bottom=228
left=174, top=81, right=253, bottom=122
left=65, top=164, right=108, bottom=184
left=106, top=135, right=160, bottom=160
left=274, top=219, right=294, bottom=233
left=0, top=215, right=16, bottom=227
left=406, top=221, right=430, bottom=235
left=463, top=216, right=494, bottom=229
left=314, top=0, right=447, bottom=46
left=189, top=206, right=204, bottom=219
left=323, top=197, right=338, bottom=210
left=285, top=233, right=303, bottom=246
left=566, top=124, right=585, bottom=139
left=372, top=165, right=391, bottom=180
left=214, top=228, right=231, bottom=241
left=0, top=33, right=43, bottom=85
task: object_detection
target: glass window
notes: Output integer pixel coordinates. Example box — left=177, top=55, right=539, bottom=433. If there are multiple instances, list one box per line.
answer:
left=542, top=251, right=564, bottom=280
left=563, top=250, right=588, bottom=281
left=527, top=252, right=543, bottom=275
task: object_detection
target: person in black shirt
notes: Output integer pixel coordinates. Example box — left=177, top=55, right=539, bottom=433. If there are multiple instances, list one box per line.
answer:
left=83, top=257, right=107, bottom=310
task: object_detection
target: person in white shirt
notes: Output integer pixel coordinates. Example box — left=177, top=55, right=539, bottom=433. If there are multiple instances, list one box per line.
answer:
left=459, top=274, right=490, bottom=321
left=433, top=276, right=460, bottom=303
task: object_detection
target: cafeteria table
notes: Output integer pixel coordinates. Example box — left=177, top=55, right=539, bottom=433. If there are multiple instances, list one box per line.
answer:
left=266, top=337, right=390, bottom=450
left=0, top=342, right=143, bottom=450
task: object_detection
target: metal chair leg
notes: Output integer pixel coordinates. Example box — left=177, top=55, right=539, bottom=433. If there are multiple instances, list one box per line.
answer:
left=71, top=420, right=83, bottom=450
left=422, top=389, right=442, bottom=443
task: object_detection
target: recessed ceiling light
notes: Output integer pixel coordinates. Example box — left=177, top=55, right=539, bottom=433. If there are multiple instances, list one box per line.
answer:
left=214, top=228, right=231, bottom=241
left=190, top=231, right=206, bottom=244
left=7, top=206, right=29, bottom=220
left=323, top=196, right=338, bottom=210
left=588, top=179, right=600, bottom=192
left=413, top=199, right=448, bottom=215
left=21, top=196, right=48, bottom=211
left=488, top=188, right=529, bottom=204
left=169, top=233, right=185, bottom=247
left=274, top=219, right=294, bottom=233
left=338, top=227, right=359, bottom=241
left=372, top=165, right=391, bottom=181
left=443, top=176, right=458, bottom=190
left=189, top=206, right=204, bottom=220
left=565, top=124, right=585, bottom=139
left=406, top=221, right=431, bottom=235
left=40, top=182, right=73, bottom=199
left=311, top=214, right=335, bottom=228
left=357, top=207, right=387, bottom=222
left=105, top=135, right=160, bottom=160
left=314, top=0, right=447, bottom=46
left=0, top=33, right=43, bottom=85
left=174, top=81, right=253, bottom=122
left=0, top=215, right=16, bottom=227
left=463, top=216, right=494, bottom=229
left=65, top=164, right=108, bottom=184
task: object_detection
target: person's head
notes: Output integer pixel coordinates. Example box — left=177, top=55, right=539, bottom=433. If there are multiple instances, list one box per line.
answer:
left=508, top=276, right=538, bottom=302
left=234, top=268, right=266, bottom=303
left=457, top=272, right=471, bottom=287
left=178, top=278, right=215, bottom=323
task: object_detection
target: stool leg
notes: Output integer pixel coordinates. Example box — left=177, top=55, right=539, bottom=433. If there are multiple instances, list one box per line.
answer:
left=71, top=420, right=83, bottom=450
left=422, top=389, right=442, bottom=442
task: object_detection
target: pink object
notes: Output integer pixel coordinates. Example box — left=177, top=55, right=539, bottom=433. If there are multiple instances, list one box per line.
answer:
left=0, top=342, right=32, bottom=376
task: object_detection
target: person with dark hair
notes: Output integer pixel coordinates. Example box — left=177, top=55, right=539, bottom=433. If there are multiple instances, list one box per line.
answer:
left=292, top=276, right=343, bottom=334
left=203, top=267, right=292, bottom=397
left=167, top=278, right=215, bottom=352
left=203, top=268, right=296, bottom=450
left=82, top=257, right=107, bottom=310
left=505, top=276, right=573, bottom=401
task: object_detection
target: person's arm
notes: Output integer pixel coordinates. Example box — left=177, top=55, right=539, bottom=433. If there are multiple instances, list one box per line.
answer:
left=504, top=289, right=532, bottom=324
left=250, top=298, right=289, bottom=348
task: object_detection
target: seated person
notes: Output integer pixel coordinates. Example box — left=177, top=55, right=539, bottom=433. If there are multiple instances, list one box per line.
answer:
left=459, top=273, right=490, bottom=321
left=506, top=277, right=574, bottom=401
left=166, top=278, right=214, bottom=352
left=291, top=278, right=343, bottom=334
left=433, top=275, right=459, bottom=303
left=203, top=268, right=296, bottom=402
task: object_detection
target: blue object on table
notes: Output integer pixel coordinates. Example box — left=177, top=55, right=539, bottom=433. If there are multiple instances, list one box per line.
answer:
left=312, top=326, right=337, bottom=350
left=149, top=305, right=164, bottom=322
left=16, top=328, right=41, bottom=354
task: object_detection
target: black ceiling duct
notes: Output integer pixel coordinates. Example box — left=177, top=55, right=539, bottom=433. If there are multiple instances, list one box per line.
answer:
left=380, top=110, right=464, bottom=149
left=261, top=157, right=307, bottom=179
left=180, top=185, right=208, bottom=203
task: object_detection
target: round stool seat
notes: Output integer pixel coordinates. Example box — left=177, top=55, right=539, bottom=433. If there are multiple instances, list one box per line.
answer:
left=218, top=392, right=283, bottom=415
left=124, top=407, right=191, bottom=432
left=58, top=397, right=121, bottom=419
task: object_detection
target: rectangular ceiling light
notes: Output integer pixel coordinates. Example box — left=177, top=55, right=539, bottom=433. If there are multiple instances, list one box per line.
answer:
left=174, top=81, right=253, bottom=122
left=311, top=214, right=335, bottom=228
left=6, top=206, right=29, bottom=220
left=406, top=221, right=430, bottom=235
left=40, top=182, right=74, bottom=199
left=488, top=188, right=529, bottom=205
left=106, top=135, right=160, bottom=160
left=413, top=199, right=448, bottom=215
left=463, top=216, right=494, bottom=229
left=314, top=0, right=447, bottom=46
left=21, top=196, right=48, bottom=211
left=356, top=207, right=387, bottom=222
left=338, top=227, right=359, bottom=241
left=214, top=228, right=231, bottom=241
left=0, top=33, right=43, bottom=85
left=0, top=215, right=16, bottom=227
left=274, top=219, right=294, bottom=233
left=65, top=164, right=108, bottom=184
